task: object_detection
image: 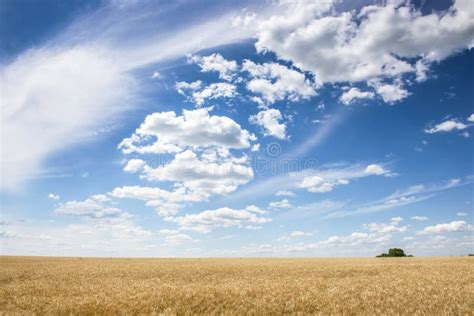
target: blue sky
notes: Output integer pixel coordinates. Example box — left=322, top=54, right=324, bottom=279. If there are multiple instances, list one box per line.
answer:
left=1, top=0, right=473, bottom=257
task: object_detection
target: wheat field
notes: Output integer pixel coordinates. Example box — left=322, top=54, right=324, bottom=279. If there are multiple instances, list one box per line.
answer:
left=0, top=256, right=472, bottom=315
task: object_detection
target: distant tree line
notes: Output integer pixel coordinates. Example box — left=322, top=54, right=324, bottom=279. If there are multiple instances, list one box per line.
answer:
left=376, top=248, right=413, bottom=257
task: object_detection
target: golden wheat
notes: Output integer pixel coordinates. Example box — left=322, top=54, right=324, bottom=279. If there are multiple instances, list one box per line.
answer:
left=0, top=256, right=472, bottom=315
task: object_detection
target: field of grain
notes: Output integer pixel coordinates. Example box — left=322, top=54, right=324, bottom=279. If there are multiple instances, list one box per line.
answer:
left=1, top=256, right=472, bottom=314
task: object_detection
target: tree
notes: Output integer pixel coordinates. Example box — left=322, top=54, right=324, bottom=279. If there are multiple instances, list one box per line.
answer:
left=388, top=248, right=406, bottom=257
left=376, top=248, right=412, bottom=257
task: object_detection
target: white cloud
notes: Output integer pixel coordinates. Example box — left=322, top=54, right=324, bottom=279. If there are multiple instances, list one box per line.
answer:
left=467, top=114, right=474, bottom=123
left=390, top=216, right=404, bottom=224
left=425, top=119, right=469, bottom=134
left=110, top=185, right=203, bottom=217
left=365, top=164, right=387, bottom=176
left=188, top=53, right=238, bottom=81
left=254, top=0, right=474, bottom=103
left=299, top=175, right=349, bottom=193
left=276, top=190, right=295, bottom=197
left=119, top=108, right=255, bottom=154
left=123, top=159, right=146, bottom=173
left=176, top=80, right=237, bottom=106
left=296, top=163, right=390, bottom=193
left=175, top=80, right=202, bottom=95
left=461, top=131, right=470, bottom=138
left=325, top=177, right=469, bottom=218
left=251, top=143, right=260, bottom=152
left=320, top=232, right=390, bottom=247
left=369, top=80, right=409, bottom=103
left=55, top=194, right=123, bottom=218
left=456, top=212, right=468, bottom=217
left=340, top=87, right=374, bottom=105
left=279, top=231, right=313, bottom=241
left=364, top=223, right=407, bottom=234
left=110, top=185, right=197, bottom=202
left=315, top=217, right=408, bottom=249
left=117, top=108, right=258, bottom=217
left=269, top=199, right=292, bottom=209
left=418, top=221, right=473, bottom=235
left=415, top=59, right=429, bottom=82
left=0, top=230, right=17, bottom=238
left=0, top=46, right=136, bottom=191
left=193, top=83, right=237, bottom=106
left=48, top=193, right=60, bottom=200
left=249, top=108, right=286, bottom=139
left=170, top=205, right=271, bottom=233
left=232, top=10, right=257, bottom=28
left=242, top=60, right=316, bottom=105
left=54, top=193, right=153, bottom=241
left=411, top=216, right=428, bottom=221
left=140, top=150, right=254, bottom=197
left=159, top=229, right=195, bottom=244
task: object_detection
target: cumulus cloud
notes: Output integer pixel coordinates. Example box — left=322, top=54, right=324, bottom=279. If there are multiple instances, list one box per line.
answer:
left=320, top=232, right=390, bottom=247
left=232, top=10, right=257, bottom=28
left=55, top=193, right=152, bottom=239
left=363, top=217, right=407, bottom=234
left=140, top=150, right=254, bottom=197
left=415, top=59, right=429, bottom=82
left=312, top=217, right=408, bottom=249
left=117, top=108, right=258, bottom=217
left=175, top=80, right=237, bottom=106
left=279, top=231, right=313, bottom=241
left=249, top=108, right=287, bottom=139
left=48, top=193, right=60, bottom=200
left=123, top=159, right=146, bottom=173
left=269, top=199, right=292, bottom=209
left=192, top=83, right=237, bottom=106
left=467, top=114, right=474, bottom=123
left=418, top=220, right=473, bottom=235
left=159, top=229, right=195, bottom=244
left=170, top=205, right=271, bottom=233
left=110, top=185, right=199, bottom=202
left=242, top=60, right=316, bottom=105
left=411, top=216, right=429, bottom=221
left=119, top=108, right=255, bottom=154
left=299, top=176, right=349, bottom=193
left=175, top=80, right=202, bottom=94
left=340, top=87, right=374, bottom=105
left=55, top=194, right=123, bottom=218
left=296, top=163, right=390, bottom=193
left=368, top=80, right=409, bottom=103
left=390, top=216, right=404, bottom=224
left=110, top=185, right=203, bottom=217
left=188, top=53, right=238, bottom=81
left=365, top=164, right=387, bottom=176
left=254, top=0, right=474, bottom=102
left=364, top=222, right=407, bottom=234
left=276, top=190, right=295, bottom=197
left=425, top=119, right=469, bottom=134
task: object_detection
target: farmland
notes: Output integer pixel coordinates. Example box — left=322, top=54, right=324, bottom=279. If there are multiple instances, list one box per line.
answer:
left=1, top=256, right=473, bottom=314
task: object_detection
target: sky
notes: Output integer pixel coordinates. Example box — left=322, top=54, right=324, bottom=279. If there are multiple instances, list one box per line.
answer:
left=0, top=0, right=473, bottom=257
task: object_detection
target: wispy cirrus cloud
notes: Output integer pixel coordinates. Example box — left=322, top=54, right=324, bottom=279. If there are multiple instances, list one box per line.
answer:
left=326, top=177, right=471, bottom=218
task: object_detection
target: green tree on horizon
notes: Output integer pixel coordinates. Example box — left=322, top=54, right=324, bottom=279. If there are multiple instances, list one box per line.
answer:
left=376, top=248, right=412, bottom=257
